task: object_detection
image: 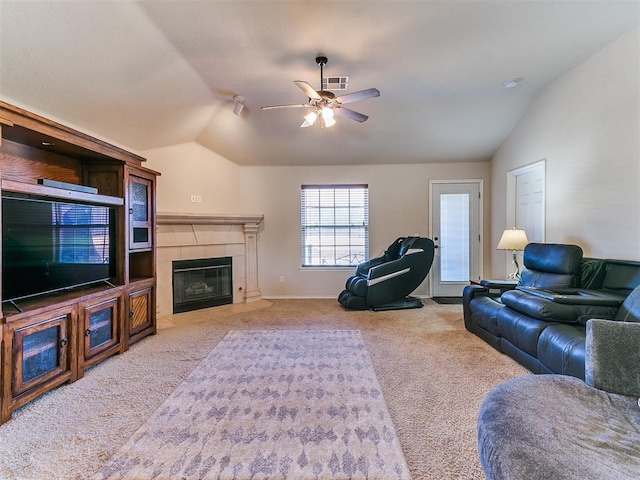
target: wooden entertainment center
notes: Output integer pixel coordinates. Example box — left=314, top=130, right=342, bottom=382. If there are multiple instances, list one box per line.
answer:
left=0, top=102, right=158, bottom=424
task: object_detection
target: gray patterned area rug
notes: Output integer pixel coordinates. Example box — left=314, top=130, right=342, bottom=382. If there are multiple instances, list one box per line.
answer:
left=95, top=329, right=411, bottom=480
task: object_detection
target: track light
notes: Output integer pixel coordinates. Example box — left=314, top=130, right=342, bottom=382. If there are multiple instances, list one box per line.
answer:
left=233, top=95, right=245, bottom=116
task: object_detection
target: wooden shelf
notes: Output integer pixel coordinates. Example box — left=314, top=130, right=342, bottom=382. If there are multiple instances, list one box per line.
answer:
left=0, top=101, right=157, bottom=424
left=2, top=179, right=123, bottom=206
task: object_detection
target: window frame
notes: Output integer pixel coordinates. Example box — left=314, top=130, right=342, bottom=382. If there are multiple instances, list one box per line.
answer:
left=300, top=184, right=369, bottom=268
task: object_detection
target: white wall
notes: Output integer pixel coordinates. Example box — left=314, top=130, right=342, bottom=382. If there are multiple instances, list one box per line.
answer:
left=142, top=141, right=246, bottom=214
left=239, top=163, right=490, bottom=298
left=490, top=26, right=640, bottom=277
left=143, top=143, right=491, bottom=298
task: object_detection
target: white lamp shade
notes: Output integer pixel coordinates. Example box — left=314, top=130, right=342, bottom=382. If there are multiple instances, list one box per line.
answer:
left=496, top=228, right=529, bottom=251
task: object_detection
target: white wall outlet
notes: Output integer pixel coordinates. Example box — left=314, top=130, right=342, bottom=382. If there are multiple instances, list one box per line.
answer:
left=190, top=194, right=196, bottom=203
left=196, top=195, right=202, bottom=203
left=279, top=276, right=285, bottom=283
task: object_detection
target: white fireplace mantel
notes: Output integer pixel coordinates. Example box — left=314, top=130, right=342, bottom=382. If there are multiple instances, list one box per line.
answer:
left=155, top=212, right=264, bottom=317
left=157, top=213, right=264, bottom=226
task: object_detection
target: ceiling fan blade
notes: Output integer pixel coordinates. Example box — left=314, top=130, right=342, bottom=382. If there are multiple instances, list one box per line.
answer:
left=336, top=88, right=380, bottom=105
left=294, top=81, right=322, bottom=100
left=261, top=104, right=314, bottom=110
left=335, top=107, right=369, bottom=123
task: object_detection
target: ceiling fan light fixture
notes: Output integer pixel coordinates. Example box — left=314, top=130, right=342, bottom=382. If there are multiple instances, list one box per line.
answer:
left=321, top=107, right=334, bottom=121
left=301, top=110, right=318, bottom=127
left=261, top=54, right=379, bottom=128
left=323, top=116, right=336, bottom=128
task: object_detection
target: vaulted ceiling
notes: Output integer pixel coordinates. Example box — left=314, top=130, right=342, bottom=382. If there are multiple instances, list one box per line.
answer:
left=1, top=1, right=638, bottom=166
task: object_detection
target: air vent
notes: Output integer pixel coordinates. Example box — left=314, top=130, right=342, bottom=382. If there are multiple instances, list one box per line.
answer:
left=322, top=76, right=349, bottom=91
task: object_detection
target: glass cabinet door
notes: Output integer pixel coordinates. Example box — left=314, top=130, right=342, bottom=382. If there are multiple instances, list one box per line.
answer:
left=82, top=296, right=121, bottom=363
left=13, top=315, right=70, bottom=396
left=129, top=175, right=152, bottom=250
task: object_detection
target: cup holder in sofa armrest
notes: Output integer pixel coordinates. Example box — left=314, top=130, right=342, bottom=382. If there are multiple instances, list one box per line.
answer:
left=516, top=286, right=624, bottom=306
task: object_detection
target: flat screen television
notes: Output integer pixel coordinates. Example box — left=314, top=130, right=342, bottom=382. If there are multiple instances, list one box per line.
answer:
left=2, top=195, right=116, bottom=303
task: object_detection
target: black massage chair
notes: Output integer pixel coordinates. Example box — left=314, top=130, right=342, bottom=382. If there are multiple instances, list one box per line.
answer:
left=338, top=236, right=435, bottom=311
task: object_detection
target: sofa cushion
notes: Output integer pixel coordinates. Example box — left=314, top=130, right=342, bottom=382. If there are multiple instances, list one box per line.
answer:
left=537, top=323, right=586, bottom=379
left=615, top=284, right=640, bottom=322
left=500, top=290, right=620, bottom=323
left=518, top=243, right=582, bottom=288
left=496, top=309, right=551, bottom=356
left=602, top=260, right=640, bottom=295
left=580, top=258, right=608, bottom=289
left=469, top=296, right=504, bottom=335
left=586, top=319, right=640, bottom=397
left=522, top=243, right=582, bottom=273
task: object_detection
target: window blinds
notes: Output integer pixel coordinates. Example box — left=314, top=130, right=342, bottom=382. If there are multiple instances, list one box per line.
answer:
left=301, top=184, right=369, bottom=267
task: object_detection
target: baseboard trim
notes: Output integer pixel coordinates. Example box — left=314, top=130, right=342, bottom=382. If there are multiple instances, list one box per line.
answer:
left=263, top=295, right=337, bottom=300
left=262, top=295, right=433, bottom=300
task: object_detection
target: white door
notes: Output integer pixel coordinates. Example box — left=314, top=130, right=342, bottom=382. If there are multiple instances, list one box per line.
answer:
left=430, top=181, right=482, bottom=297
left=507, top=160, right=545, bottom=273
left=515, top=166, right=544, bottom=242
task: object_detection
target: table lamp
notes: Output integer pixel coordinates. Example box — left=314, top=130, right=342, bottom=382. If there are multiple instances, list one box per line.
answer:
left=496, top=228, right=529, bottom=280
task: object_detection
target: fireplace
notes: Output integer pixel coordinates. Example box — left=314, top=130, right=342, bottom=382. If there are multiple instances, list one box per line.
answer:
left=172, top=257, right=233, bottom=313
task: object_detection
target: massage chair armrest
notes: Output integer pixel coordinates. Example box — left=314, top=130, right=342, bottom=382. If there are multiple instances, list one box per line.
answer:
left=355, top=255, right=387, bottom=277
left=367, top=255, right=415, bottom=282
left=585, top=319, right=640, bottom=397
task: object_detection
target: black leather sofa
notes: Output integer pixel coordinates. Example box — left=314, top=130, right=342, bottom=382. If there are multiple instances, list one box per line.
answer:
left=463, top=243, right=640, bottom=379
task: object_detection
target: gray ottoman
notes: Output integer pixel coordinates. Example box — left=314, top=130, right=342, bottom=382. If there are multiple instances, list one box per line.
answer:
left=478, top=375, right=640, bottom=479
left=478, top=319, right=640, bottom=479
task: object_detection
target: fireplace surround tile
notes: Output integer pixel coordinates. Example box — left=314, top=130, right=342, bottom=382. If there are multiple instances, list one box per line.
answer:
left=156, top=213, right=263, bottom=317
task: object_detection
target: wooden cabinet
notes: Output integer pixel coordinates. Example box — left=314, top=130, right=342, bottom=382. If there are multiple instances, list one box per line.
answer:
left=127, top=281, right=155, bottom=346
left=78, top=290, right=124, bottom=374
left=1, top=306, right=76, bottom=423
left=0, top=101, right=158, bottom=423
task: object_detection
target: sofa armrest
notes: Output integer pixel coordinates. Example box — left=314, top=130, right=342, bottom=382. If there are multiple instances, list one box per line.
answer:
left=585, top=319, right=640, bottom=397
left=479, top=279, right=518, bottom=292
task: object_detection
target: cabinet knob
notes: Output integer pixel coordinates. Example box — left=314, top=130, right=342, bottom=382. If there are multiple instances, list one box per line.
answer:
left=129, top=208, right=133, bottom=214
left=130, top=310, right=134, bottom=318
left=85, top=328, right=92, bottom=337
left=60, top=338, right=68, bottom=347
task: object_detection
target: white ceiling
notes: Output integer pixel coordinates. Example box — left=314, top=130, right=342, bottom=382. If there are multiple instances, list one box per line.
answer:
left=1, top=1, right=639, bottom=166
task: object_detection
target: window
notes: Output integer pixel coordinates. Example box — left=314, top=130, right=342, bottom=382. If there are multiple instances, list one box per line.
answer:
left=301, top=184, right=369, bottom=267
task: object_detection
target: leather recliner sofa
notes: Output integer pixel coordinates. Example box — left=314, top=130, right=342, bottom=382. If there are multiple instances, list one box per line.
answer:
left=463, top=243, right=640, bottom=379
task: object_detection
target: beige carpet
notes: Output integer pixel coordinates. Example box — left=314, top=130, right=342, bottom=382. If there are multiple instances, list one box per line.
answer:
left=0, top=299, right=528, bottom=480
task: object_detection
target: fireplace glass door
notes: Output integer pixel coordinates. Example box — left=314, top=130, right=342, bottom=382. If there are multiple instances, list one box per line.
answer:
left=172, top=257, right=233, bottom=313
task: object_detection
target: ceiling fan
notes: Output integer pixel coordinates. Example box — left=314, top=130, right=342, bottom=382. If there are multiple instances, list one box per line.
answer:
left=261, top=55, right=380, bottom=128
